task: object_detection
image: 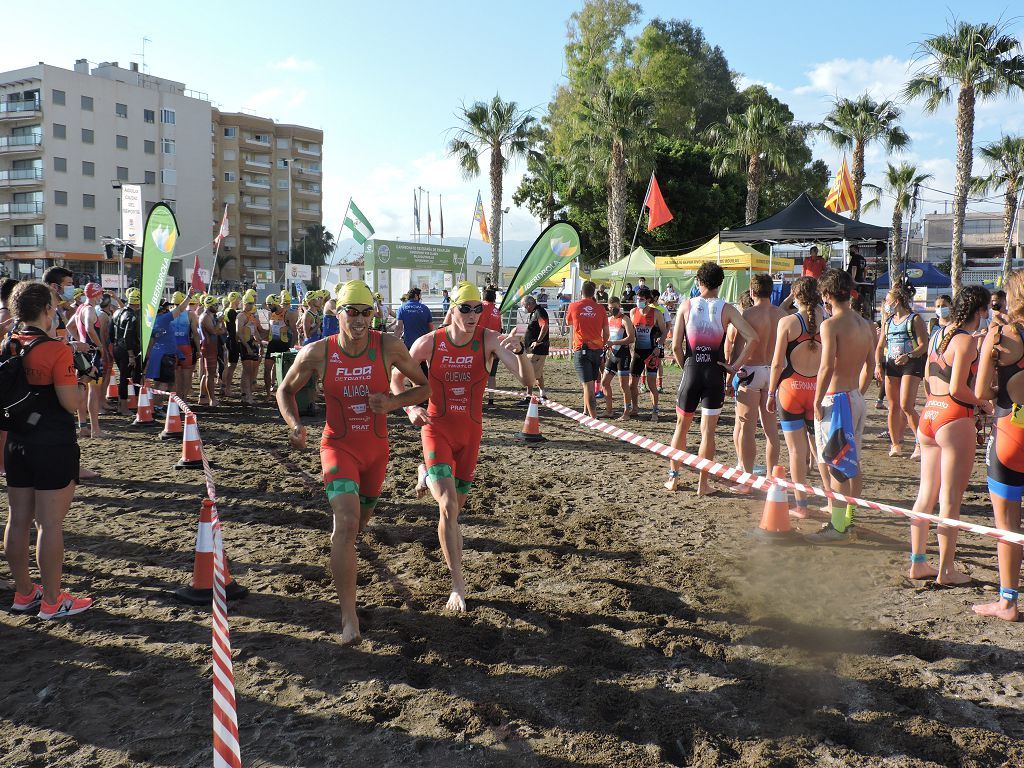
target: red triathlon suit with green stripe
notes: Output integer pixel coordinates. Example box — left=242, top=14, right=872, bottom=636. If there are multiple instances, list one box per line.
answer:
left=320, top=331, right=390, bottom=506
left=422, top=325, right=488, bottom=492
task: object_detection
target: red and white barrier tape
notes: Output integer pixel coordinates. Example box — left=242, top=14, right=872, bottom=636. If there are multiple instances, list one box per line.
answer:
left=151, top=389, right=243, bottom=768
left=486, top=388, right=1024, bottom=547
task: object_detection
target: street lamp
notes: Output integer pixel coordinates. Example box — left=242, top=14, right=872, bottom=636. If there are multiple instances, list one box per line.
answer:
left=284, top=158, right=303, bottom=268
left=110, top=180, right=148, bottom=293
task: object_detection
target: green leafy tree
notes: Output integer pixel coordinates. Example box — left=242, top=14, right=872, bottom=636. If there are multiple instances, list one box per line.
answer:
left=290, top=224, right=335, bottom=277
left=512, top=126, right=565, bottom=228
left=863, top=163, right=933, bottom=281
left=448, top=95, right=535, bottom=284
left=817, top=93, right=910, bottom=220
left=903, top=19, right=1024, bottom=294
left=973, top=135, right=1024, bottom=280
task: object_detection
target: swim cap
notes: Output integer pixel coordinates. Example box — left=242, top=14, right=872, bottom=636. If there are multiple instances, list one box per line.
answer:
left=335, top=280, right=374, bottom=307
left=280, top=290, right=292, bottom=303
left=243, top=289, right=256, bottom=303
left=126, top=288, right=141, bottom=305
left=266, top=294, right=281, bottom=306
left=452, top=281, right=482, bottom=304
left=188, top=293, right=202, bottom=305
left=171, top=291, right=186, bottom=304
left=73, top=287, right=85, bottom=300
left=84, top=282, right=103, bottom=299
left=204, top=294, right=220, bottom=308
left=227, top=291, right=241, bottom=303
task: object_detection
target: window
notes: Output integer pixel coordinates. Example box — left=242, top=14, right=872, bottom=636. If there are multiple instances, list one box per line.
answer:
left=83, top=193, right=95, bottom=209
left=161, top=168, right=177, bottom=185
left=81, top=128, right=94, bottom=144
left=144, top=109, right=155, bottom=124
left=83, top=226, right=96, bottom=241
left=145, top=170, right=156, bottom=185
left=160, top=109, right=175, bottom=124
left=223, top=126, right=237, bottom=138
left=277, top=159, right=288, bottom=169
left=82, top=160, right=94, bottom=176
left=52, top=123, right=66, bottom=139
left=55, top=223, right=68, bottom=238
left=80, top=95, right=93, bottom=111
left=116, top=103, right=128, bottom=118
left=224, top=171, right=236, bottom=182
left=277, top=180, right=289, bottom=190
left=54, top=156, right=67, bottom=172
left=54, top=190, right=67, bottom=206
left=161, top=138, right=175, bottom=155
left=276, top=137, right=289, bottom=149
left=116, top=134, right=128, bottom=150
left=223, top=193, right=236, bottom=204
left=223, top=149, right=235, bottom=161
left=52, top=89, right=65, bottom=105
left=117, top=166, right=129, bottom=181
left=144, top=139, right=155, bottom=155
left=254, top=133, right=269, bottom=143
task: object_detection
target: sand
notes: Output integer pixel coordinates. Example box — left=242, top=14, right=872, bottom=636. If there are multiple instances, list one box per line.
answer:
left=2, top=359, right=1023, bottom=768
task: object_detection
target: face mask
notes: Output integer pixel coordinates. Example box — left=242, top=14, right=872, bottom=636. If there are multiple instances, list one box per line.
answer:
left=610, top=307, right=620, bottom=316
left=992, top=304, right=1002, bottom=312
left=936, top=306, right=951, bottom=319
left=883, top=302, right=894, bottom=314
left=61, top=285, right=75, bottom=301
left=637, top=300, right=647, bottom=309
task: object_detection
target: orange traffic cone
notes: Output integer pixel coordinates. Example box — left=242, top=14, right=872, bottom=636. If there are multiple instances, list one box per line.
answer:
left=160, top=398, right=183, bottom=440
left=753, top=466, right=799, bottom=542
left=515, top=395, right=547, bottom=442
left=106, top=378, right=118, bottom=401
left=131, top=384, right=156, bottom=427
left=175, top=412, right=204, bottom=469
left=127, top=381, right=138, bottom=410
left=172, top=499, right=248, bottom=605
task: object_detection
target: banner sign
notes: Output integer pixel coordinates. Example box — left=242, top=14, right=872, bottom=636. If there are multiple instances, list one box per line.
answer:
left=362, top=239, right=467, bottom=273
left=499, top=221, right=582, bottom=313
left=253, top=269, right=275, bottom=282
left=286, top=262, right=312, bottom=281
left=102, top=274, right=128, bottom=289
left=140, top=203, right=179, bottom=362
left=120, top=184, right=143, bottom=245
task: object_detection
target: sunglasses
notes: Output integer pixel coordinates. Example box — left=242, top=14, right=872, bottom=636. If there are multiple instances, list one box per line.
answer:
left=457, top=303, right=484, bottom=314
left=342, top=306, right=374, bottom=318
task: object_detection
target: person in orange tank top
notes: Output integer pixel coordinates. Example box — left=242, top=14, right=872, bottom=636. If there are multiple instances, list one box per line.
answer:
left=277, top=280, right=430, bottom=645
left=396, top=281, right=535, bottom=613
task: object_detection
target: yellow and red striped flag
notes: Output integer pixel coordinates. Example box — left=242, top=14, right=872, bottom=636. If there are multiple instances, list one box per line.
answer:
left=473, top=191, right=491, bottom=244
left=824, top=156, right=857, bottom=214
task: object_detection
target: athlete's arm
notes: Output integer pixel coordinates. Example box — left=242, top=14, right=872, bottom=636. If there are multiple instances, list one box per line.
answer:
left=486, top=328, right=535, bottom=388
left=975, top=324, right=1002, bottom=402
left=908, top=313, right=928, bottom=360
left=766, top=317, right=793, bottom=411
left=721, top=304, right=758, bottom=373
left=814, top=318, right=837, bottom=419
left=535, top=312, right=549, bottom=345
left=859, top=321, right=876, bottom=394
left=671, top=301, right=688, bottom=364
left=394, top=318, right=404, bottom=340
left=617, top=315, right=636, bottom=347
left=276, top=340, right=326, bottom=448
left=949, top=333, right=991, bottom=411
left=874, top=317, right=888, bottom=381
left=170, top=291, right=191, bottom=318
left=392, top=332, right=433, bottom=426
left=372, top=334, right=430, bottom=414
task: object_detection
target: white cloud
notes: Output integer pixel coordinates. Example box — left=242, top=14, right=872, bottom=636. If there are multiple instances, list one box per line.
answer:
left=269, top=56, right=317, bottom=73
left=792, top=55, right=912, bottom=100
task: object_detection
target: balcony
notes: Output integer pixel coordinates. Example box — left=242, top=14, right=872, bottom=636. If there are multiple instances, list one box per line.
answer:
left=243, top=177, right=271, bottom=189
left=0, top=101, right=41, bottom=120
left=0, top=168, right=43, bottom=186
left=242, top=240, right=271, bottom=252
left=296, top=145, right=321, bottom=157
left=0, top=135, right=42, bottom=153
left=295, top=184, right=321, bottom=198
left=243, top=156, right=272, bottom=169
left=243, top=135, right=272, bottom=149
left=240, top=198, right=271, bottom=211
left=295, top=207, right=321, bottom=220
left=241, top=220, right=271, bottom=233
left=0, top=201, right=44, bottom=219
left=0, top=234, right=45, bottom=250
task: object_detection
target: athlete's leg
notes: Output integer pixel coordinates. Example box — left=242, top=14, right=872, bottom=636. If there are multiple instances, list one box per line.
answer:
left=758, top=388, right=780, bottom=473
left=87, top=382, right=103, bottom=437
left=782, top=426, right=809, bottom=507
left=646, top=370, right=659, bottom=416
left=734, top=385, right=759, bottom=472
left=600, top=370, right=615, bottom=416
left=973, top=495, right=1023, bottom=620
left=665, top=411, right=695, bottom=492
left=908, top=432, right=941, bottom=579
left=263, top=357, right=274, bottom=395
left=327, top=490, right=363, bottom=644
left=34, top=483, right=76, bottom=605
left=428, top=474, right=466, bottom=611
left=4, top=486, right=36, bottom=596
left=696, top=412, right=720, bottom=496
left=934, top=418, right=976, bottom=585
left=619, top=371, right=633, bottom=416
left=901, top=374, right=922, bottom=451
left=885, top=374, right=905, bottom=452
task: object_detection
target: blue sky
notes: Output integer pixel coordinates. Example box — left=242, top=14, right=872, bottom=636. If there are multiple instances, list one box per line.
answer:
left=3, top=1, right=1020, bottom=260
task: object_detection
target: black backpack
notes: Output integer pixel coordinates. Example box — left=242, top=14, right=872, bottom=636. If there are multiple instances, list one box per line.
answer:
left=0, top=331, right=56, bottom=432
left=112, top=307, right=139, bottom=349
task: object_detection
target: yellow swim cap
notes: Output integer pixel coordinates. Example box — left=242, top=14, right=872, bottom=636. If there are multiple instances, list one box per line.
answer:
left=280, top=290, right=292, bottom=303
left=266, top=294, right=281, bottom=306
left=189, top=293, right=202, bottom=305
left=126, top=288, right=141, bottom=305
left=171, top=291, right=186, bottom=304
left=227, top=291, right=241, bottom=302
left=335, top=280, right=374, bottom=307
left=204, top=295, right=220, bottom=308
left=452, top=281, right=482, bottom=304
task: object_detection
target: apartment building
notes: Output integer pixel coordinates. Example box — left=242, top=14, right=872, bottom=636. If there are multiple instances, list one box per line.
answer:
left=921, top=208, right=1023, bottom=270
left=211, top=111, right=323, bottom=281
left=0, top=59, right=211, bottom=283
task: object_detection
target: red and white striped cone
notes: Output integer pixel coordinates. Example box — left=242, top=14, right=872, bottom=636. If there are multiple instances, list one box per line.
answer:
left=752, top=466, right=799, bottom=543
left=160, top=397, right=183, bottom=440
left=127, top=381, right=138, bottom=410
left=515, top=396, right=547, bottom=442
left=131, top=384, right=156, bottom=427
left=106, top=378, right=118, bottom=401
left=172, top=499, right=248, bottom=605
left=175, top=412, right=205, bottom=469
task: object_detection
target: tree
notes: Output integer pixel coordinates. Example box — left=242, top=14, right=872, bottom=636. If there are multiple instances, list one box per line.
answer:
left=448, top=95, right=535, bottom=284
left=706, top=95, right=795, bottom=224
left=290, top=224, right=335, bottom=276
left=863, top=163, right=933, bottom=281
left=903, top=19, right=1024, bottom=295
left=817, top=93, right=910, bottom=220
left=974, top=134, right=1024, bottom=280
left=513, top=126, right=565, bottom=228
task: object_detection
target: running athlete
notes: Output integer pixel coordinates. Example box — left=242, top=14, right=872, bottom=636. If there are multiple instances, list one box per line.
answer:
left=732, top=274, right=785, bottom=482
left=628, top=288, right=667, bottom=422
left=396, top=281, right=534, bottom=613
left=665, top=262, right=757, bottom=495
left=905, top=286, right=990, bottom=579
left=975, top=272, right=1024, bottom=620
left=767, top=277, right=829, bottom=515
left=480, top=288, right=503, bottom=410
left=874, top=287, right=928, bottom=457
left=263, top=294, right=292, bottom=395
left=277, top=280, right=429, bottom=645
left=599, top=296, right=635, bottom=419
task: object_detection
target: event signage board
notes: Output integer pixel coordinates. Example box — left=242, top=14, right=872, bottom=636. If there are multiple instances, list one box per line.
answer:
left=285, top=262, right=312, bottom=281
left=139, top=202, right=179, bottom=362
left=499, top=221, right=582, bottom=312
left=120, top=184, right=143, bottom=245
left=363, top=239, right=467, bottom=273
left=253, top=269, right=275, bottom=282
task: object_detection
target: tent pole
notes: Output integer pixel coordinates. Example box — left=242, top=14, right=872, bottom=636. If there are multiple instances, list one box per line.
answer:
left=623, top=171, right=655, bottom=286
left=769, top=243, right=774, bottom=274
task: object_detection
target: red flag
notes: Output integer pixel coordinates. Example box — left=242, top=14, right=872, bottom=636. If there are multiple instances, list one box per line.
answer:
left=645, top=174, right=673, bottom=231
left=214, top=204, right=229, bottom=247
left=190, top=253, right=206, bottom=293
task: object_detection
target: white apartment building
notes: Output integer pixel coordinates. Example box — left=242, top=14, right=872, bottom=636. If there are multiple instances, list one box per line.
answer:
left=0, top=59, right=212, bottom=285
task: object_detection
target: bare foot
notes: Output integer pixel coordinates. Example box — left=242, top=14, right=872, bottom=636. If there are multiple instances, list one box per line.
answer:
left=790, top=505, right=809, bottom=519
left=907, top=562, right=938, bottom=580
left=618, top=410, right=631, bottom=421
left=340, top=619, right=362, bottom=646
left=911, top=444, right=921, bottom=459
left=80, top=467, right=100, bottom=479
left=664, top=478, right=679, bottom=492
left=90, top=430, right=104, bottom=439
left=936, top=568, right=972, bottom=586
left=889, top=445, right=903, bottom=457
left=416, top=464, right=429, bottom=499
left=445, top=591, right=467, bottom=612
left=972, top=600, right=1020, bottom=621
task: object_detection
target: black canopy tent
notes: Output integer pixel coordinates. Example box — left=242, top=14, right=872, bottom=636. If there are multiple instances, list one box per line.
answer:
left=718, top=191, right=890, bottom=243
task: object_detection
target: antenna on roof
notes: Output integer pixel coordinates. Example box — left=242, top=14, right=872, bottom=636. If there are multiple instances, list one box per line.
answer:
left=136, top=36, right=152, bottom=74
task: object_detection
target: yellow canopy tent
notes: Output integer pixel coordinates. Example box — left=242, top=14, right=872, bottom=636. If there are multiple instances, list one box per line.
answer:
left=655, top=236, right=794, bottom=272
left=539, top=262, right=589, bottom=288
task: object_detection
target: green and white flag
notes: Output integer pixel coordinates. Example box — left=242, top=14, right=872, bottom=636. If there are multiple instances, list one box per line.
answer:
left=343, top=199, right=375, bottom=244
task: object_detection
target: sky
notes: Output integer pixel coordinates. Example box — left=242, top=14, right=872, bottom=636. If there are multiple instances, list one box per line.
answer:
left=3, top=1, right=1021, bottom=263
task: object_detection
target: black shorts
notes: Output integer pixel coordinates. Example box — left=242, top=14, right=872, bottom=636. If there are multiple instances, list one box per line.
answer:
left=5, top=438, right=79, bottom=490
left=227, top=337, right=240, bottom=364
left=605, top=350, right=630, bottom=376
left=884, top=357, right=925, bottom=378
left=240, top=338, right=261, bottom=362
left=572, top=348, right=603, bottom=383
left=265, top=339, right=290, bottom=360
left=676, top=363, right=726, bottom=416
left=630, top=348, right=656, bottom=378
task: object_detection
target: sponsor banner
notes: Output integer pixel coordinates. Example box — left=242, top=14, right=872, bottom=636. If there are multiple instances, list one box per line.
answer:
left=140, top=203, right=179, bottom=362
left=120, top=184, right=143, bottom=245
left=286, top=262, right=312, bottom=281
left=499, top=222, right=582, bottom=313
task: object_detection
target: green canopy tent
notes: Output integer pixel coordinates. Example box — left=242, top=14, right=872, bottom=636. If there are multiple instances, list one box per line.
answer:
left=590, top=246, right=658, bottom=297
left=657, top=271, right=751, bottom=304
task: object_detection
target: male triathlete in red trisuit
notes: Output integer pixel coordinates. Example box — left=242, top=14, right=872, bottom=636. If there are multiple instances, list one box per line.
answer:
left=278, top=280, right=429, bottom=645
left=396, top=281, right=534, bottom=612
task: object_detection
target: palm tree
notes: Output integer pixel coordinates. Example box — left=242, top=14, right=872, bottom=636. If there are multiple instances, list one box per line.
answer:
left=903, top=19, right=1024, bottom=294
left=817, top=94, right=910, bottom=220
left=863, top=163, right=933, bottom=282
left=706, top=100, right=795, bottom=224
left=568, top=80, right=655, bottom=262
left=291, top=224, right=335, bottom=270
left=973, top=135, right=1024, bottom=280
left=448, top=95, right=535, bottom=284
